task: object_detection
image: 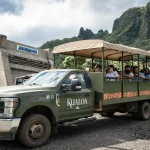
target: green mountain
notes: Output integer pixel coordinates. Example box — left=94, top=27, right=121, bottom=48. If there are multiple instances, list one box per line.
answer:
left=107, top=2, right=150, bottom=50
left=40, top=2, right=150, bottom=67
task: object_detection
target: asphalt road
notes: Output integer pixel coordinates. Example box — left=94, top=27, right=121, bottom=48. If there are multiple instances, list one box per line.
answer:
left=0, top=113, right=150, bottom=150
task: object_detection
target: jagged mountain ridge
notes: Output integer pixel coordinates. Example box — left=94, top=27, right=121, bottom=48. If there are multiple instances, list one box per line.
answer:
left=41, top=2, right=150, bottom=50
left=108, top=2, right=150, bottom=49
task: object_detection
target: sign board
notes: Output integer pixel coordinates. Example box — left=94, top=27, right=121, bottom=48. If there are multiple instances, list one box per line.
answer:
left=17, top=45, right=38, bottom=55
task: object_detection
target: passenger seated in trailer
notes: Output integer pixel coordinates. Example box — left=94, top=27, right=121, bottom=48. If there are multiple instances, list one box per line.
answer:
left=85, top=67, right=92, bottom=72
left=114, top=68, right=121, bottom=76
left=114, top=68, right=118, bottom=72
left=144, top=68, right=150, bottom=81
left=117, top=71, right=121, bottom=76
left=133, top=66, right=145, bottom=81
left=105, top=65, right=119, bottom=81
left=123, top=65, right=133, bottom=81
left=95, top=65, right=102, bottom=72
left=131, top=66, right=133, bottom=73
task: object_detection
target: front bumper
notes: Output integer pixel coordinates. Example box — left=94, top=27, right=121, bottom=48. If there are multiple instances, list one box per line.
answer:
left=0, top=118, right=21, bottom=140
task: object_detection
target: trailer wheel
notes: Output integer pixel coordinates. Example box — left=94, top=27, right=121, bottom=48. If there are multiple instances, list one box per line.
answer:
left=101, top=112, right=114, bottom=117
left=138, top=101, right=150, bottom=120
left=18, top=114, right=51, bottom=148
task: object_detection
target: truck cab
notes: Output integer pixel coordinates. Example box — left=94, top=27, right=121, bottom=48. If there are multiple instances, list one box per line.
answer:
left=0, top=69, right=95, bottom=148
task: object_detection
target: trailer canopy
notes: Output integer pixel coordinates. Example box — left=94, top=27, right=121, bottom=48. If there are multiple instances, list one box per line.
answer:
left=53, top=40, right=150, bottom=60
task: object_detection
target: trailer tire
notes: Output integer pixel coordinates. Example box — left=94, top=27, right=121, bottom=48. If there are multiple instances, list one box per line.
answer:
left=18, top=114, right=51, bottom=148
left=138, top=101, right=150, bottom=120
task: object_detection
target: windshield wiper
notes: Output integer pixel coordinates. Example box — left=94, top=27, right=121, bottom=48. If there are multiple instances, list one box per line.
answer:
left=29, top=83, right=41, bottom=86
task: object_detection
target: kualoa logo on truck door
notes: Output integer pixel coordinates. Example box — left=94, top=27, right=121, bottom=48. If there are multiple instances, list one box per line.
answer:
left=67, top=98, right=88, bottom=109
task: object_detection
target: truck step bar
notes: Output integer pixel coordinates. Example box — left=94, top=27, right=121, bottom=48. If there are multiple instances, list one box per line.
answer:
left=62, top=117, right=97, bottom=126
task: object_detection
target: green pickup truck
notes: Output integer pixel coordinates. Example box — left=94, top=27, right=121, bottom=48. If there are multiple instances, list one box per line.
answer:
left=1, top=40, right=150, bottom=148
left=0, top=69, right=96, bottom=148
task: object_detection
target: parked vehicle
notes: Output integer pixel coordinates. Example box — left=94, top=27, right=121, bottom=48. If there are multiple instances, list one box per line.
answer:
left=0, top=40, right=150, bottom=148
left=15, top=74, right=36, bottom=85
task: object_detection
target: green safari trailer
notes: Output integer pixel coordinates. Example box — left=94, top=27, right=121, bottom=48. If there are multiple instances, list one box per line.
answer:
left=53, top=39, right=150, bottom=118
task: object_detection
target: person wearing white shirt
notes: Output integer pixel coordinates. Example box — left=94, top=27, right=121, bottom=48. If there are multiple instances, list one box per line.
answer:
left=106, top=65, right=119, bottom=81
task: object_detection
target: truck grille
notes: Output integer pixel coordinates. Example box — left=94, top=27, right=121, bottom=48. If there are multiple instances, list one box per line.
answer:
left=0, top=101, right=4, bottom=113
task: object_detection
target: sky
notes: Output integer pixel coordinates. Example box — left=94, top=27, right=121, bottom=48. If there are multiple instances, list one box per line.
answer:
left=0, top=0, right=150, bottom=47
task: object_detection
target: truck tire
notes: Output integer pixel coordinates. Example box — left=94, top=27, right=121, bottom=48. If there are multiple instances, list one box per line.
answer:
left=138, top=101, right=150, bottom=120
left=18, top=114, right=51, bottom=148
left=101, top=112, right=114, bottom=117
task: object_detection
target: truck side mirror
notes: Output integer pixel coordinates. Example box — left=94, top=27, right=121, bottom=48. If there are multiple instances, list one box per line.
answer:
left=71, top=79, right=81, bottom=91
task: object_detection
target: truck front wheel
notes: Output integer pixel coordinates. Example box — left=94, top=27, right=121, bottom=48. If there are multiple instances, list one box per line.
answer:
left=18, top=114, right=51, bottom=148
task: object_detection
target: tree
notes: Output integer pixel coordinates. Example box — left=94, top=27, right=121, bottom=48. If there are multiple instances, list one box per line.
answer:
left=62, top=56, right=86, bottom=69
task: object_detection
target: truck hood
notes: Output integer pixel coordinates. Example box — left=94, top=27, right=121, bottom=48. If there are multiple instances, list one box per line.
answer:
left=0, top=85, right=50, bottom=96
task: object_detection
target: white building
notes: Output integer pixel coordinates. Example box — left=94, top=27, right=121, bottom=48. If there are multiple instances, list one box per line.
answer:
left=0, top=34, right=53, bottom=86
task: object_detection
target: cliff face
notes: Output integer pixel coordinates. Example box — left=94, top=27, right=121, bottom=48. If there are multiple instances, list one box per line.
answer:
left=139, top=2, right=150, bottom=40
left=108, top=2, right=150, bottom=50
left=108, top=7, right=145, bottom=45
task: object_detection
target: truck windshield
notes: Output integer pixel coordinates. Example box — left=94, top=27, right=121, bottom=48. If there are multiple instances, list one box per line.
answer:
left=23, top=71, right=68, bottom=86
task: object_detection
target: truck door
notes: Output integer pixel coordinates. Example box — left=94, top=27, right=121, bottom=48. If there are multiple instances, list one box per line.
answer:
left=59, top=72, right=94, bottom=120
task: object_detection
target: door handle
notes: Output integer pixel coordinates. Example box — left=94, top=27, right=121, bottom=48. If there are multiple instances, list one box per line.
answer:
left=84, top=93, right=90, bottom=97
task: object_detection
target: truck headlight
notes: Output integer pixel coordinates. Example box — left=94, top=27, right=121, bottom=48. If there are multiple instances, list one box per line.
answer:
left=1, top=98, right=19, bottom=117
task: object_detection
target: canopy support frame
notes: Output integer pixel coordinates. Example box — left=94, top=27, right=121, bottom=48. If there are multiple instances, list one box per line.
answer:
left=122, top=51, right=124, bottom=98
left=132, top=55, right=134, bottom=67
left=102, top=47, right=105, bottom=81
left=74, top=51, right=76, bottom=69
left=91, top=51, right=100, bottom=69
left=138, top=54, right=140, bottom=96
left=146, top=56, right=148, bottom=69
left=54, top=54, right=56, bottom=68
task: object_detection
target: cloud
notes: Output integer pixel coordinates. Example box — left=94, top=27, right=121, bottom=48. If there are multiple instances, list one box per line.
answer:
left=9, top=25, right=77, bottom=47
left=0, top=0, right=24, bottom=15
left=0, top=0, right=149, bottom=47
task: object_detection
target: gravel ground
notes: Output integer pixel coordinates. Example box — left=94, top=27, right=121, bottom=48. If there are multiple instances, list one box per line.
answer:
left=0, top=113, right=150, bottom=150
